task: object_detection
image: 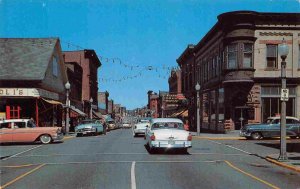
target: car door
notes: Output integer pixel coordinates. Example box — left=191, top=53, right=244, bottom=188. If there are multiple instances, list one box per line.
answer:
left=286, top=118, right=300, bottom=136
left=269, top=119, right=280, bottom=137
left=0, top=122, right=13, bottom=143
left=12, top=121, right=35, bottom=142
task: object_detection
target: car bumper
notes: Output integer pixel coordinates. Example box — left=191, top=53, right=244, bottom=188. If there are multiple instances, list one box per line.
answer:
left=134, top=129, right=146, bottom=134
left=76, top=130, right=95, bottom=135
left=52, top=133, right=64, bottom=141
left=150, top=140, right=192, bottom=148
left=239, top=130, right=251, bottom=137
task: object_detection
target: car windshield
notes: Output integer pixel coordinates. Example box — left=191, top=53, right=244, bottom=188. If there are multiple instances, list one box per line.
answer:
left=80, top=120, right=94, bottom=124
left=151, top=122, right=184, bottom=130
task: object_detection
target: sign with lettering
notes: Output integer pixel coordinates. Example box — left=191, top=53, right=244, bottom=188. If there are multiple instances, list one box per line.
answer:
left=0, top=88, right=59, bottom=100
left=280, top=89, right=289, bottom=101
left=0, top=88, right=40, bottom=97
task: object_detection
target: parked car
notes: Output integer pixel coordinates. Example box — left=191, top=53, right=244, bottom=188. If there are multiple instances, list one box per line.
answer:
left=133, top=122, right=149, bottom=137
left=145, top=118, right=192, bottom=153
left=240, top=116, right=300, bottom=140
left=75, top=119, right=103, bottom=137
left=0, top=119, right=63, bottom=144
left=106, top=120, right=116, bottom=130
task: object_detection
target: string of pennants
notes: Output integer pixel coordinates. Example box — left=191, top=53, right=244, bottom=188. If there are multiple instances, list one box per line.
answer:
left=60, top=40, right=179, bottom=83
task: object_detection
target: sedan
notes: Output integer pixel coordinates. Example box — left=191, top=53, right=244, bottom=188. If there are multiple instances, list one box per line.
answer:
left=0, top=119, right=63, bottom=144
left=75, top=119, right=104, bottom=137
left=145, top=118, right=192, bottom=153
left=240, top=116, right=300, bottom=140
left=133, top=122, right=149, bottom=137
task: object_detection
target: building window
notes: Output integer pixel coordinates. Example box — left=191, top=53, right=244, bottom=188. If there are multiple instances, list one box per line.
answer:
left=266, top=44, right=277, bottom=69
left=243, top=43, right=253, bottom=68
left=227, top=44, right=237, bottom=69
left=52, top=56, right=58, bottom=76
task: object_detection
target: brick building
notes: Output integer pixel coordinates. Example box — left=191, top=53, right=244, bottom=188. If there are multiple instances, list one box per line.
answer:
left=63, top=50, right=101, bottom=117
left=177, top=11, right=300, bottom=133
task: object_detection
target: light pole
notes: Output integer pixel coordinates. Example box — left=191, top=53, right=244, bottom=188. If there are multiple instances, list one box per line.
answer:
left=278, top=39, right=289, bottom=161
left=90, top=97, right=93, bottom=119
left=65, top=81, right=71, bottom=135
left=195, top=82, right=201, bottom=136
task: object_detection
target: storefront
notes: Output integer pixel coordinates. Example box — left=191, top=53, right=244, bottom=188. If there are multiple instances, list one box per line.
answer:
left=0, top=88, right=63, bottom=127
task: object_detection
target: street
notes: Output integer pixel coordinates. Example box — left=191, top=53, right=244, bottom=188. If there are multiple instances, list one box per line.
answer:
left=1, top=129, right=300, bottom=189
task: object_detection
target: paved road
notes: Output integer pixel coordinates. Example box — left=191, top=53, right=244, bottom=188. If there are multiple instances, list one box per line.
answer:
left=1, top=129, right=300, bottom=189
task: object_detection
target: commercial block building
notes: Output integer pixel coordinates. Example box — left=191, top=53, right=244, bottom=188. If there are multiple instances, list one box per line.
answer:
left=177, top=11, right=300, bottom=132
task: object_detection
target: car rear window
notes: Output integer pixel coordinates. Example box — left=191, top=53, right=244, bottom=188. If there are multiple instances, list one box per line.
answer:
left=151, top=122, right=184, bottom=130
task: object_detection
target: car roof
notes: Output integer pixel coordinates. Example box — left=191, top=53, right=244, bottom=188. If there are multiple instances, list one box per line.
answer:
left=0, top=119, right=30, bottom=123
left=268, top=116, right=299, bottom=121
left=151, top=118, right=183, bottom=124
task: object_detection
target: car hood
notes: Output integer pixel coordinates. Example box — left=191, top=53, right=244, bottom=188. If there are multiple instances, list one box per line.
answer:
left=152, top=129, right=189, bottom=140
left=76, top=124, right=93, bottom=129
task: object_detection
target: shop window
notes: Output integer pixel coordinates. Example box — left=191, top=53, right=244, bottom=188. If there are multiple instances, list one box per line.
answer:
left=6, top=105, right=20, bottom=119
left=227, top=44, right=237, bottom=69
left=266, top=44, right=278, bottom=69
left=243, top=43, right=253, bottom=68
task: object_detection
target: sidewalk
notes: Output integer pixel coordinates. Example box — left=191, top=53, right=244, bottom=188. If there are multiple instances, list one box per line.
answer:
left=191, top=131, right=300, bottom=173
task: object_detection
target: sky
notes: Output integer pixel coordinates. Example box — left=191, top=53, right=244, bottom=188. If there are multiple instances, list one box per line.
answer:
left=0, top=0, right=299, bottom=110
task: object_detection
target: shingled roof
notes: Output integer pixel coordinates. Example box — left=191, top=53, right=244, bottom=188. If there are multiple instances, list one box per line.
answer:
left=0, top=38, right=58, bottom=80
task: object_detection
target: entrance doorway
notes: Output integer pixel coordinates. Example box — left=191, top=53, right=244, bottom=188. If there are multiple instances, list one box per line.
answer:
left=234, top=106, right=254, bottom=130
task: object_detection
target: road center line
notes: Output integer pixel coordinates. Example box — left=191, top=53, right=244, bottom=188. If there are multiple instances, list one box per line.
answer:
left=208, top=140, right=251, bottom=155
left=1, top=145, right=43, bottom=161
left=131, top=161, right=136, bottom=189
left=1, top=164, right=45, bottom=189
left=225, top=161, right=280, bottom=189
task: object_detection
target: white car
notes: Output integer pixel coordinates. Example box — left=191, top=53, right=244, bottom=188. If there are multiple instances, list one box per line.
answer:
left=133, top=122, right=149, bottom=137
left=145, top=118, right=192, bottom=153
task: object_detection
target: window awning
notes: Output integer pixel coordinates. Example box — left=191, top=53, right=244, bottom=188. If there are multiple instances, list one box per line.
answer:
left=92, top=111, right=103, bottom=119
left=69, top=106, right=86, bottom=117
left=42, top=98, right=63, bottom=105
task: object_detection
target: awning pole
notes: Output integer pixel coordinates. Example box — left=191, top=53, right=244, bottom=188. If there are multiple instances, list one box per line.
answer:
left=36, top=98, right=39, bottom=127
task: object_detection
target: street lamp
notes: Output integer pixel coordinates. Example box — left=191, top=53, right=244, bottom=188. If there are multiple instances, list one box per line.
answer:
left=90, top=97, right=93, bottom=119
left=65, top=81, right=71, bottom=135
left=195, top=82, right=201, bottom=136
left=278, top=38, right=289, bottom=161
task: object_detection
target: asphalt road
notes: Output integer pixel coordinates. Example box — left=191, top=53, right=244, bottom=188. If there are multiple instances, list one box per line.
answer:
left=1, top=129, right=300, bottom=189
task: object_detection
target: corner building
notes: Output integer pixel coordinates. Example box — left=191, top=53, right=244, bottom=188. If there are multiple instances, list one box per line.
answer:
left=177, top=11, right=300, bottom=133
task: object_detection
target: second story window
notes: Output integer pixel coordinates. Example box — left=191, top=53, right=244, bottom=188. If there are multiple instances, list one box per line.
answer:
left=227, top=44, right=237, bottom=69
left=243, top=43, right=253, bottom=68
left=266, top=44, right=278, bottom=69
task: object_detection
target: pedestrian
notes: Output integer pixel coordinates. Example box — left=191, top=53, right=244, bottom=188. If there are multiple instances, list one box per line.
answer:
left=184, top=120, right=189, bottom=131
left=103, top=120, right=107, bottom=135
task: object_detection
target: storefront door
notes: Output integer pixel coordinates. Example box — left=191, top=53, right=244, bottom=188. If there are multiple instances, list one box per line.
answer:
left=6, top=105, right=21, bottom=119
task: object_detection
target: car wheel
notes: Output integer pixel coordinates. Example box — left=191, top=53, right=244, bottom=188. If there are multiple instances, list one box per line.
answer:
left=40, top=134, right=52, bottom=144
left=76, top=133, right=82, bottom=137
left=133, top=133, right=137, bottom=137
left=251, top=132, right=262, bottom=140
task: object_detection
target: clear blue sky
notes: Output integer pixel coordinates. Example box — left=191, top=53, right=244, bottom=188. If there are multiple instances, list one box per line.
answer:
left=1, top=0, right=299, bottom=109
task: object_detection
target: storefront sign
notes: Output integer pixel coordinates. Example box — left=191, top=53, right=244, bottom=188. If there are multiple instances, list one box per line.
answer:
left=0, top=88, right=40, bottom=97
left=0, top=88, right=59, bottom=100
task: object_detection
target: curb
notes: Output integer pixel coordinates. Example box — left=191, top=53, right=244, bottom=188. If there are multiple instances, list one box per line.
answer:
left=63, top=136, right=75, bottom=140
left=266, top=156, right=300, bottom=173
left=192, top=136, right=245, bottom=140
